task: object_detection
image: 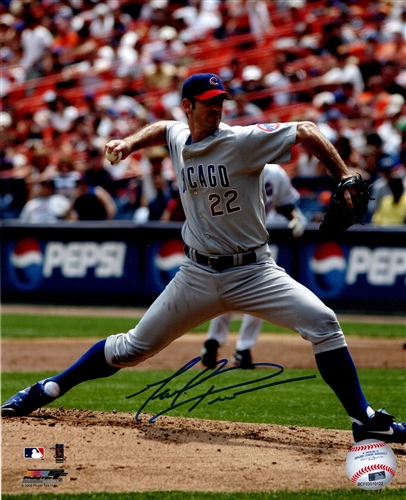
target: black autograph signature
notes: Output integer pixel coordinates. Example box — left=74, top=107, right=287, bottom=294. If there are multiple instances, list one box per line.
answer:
left=126, top=357, right=316, bottom=423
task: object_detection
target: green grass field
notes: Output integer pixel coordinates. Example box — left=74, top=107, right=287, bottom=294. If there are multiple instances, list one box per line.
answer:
left=2, top=312, right=405, bottom=499
left=2, top=313, right=405, bottom=339
left=2, top=368, right=405, bottom=430
left=2, top=490, right=406, bottom=500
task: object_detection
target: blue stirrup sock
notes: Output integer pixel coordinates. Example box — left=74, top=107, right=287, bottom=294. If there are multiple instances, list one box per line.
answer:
left=315, top=346, right=371, bottom=424
left=45, top=339, right=119, bottom=396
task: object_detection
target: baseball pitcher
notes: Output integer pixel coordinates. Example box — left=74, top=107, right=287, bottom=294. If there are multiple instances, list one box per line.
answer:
left=2, top=73, right=404, bottom=446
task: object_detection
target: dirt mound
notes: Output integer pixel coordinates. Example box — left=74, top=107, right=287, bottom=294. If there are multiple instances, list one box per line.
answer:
left=2, top=408, right=404, bottom=493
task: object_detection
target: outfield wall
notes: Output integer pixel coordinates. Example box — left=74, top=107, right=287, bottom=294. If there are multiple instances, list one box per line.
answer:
left=1, top=221, right=405, bottom=313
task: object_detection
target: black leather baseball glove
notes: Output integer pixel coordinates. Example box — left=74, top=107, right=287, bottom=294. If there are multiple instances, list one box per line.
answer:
left=319, top=174, right=371, bottom=240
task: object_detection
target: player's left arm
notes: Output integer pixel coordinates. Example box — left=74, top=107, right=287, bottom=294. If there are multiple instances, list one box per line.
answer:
left=295, top=121, right=354, bottom=208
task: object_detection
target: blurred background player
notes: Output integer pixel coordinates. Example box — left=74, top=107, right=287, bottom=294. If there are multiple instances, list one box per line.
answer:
left=202, top=163, right=307, bottom=369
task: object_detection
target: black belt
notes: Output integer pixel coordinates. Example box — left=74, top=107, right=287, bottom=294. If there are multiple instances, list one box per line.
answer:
left=184, top=245, right=257, bottom=271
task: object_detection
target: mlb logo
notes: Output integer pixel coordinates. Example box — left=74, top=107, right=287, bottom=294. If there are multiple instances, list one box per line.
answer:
left=24, top=447, right=45, bottom=459
left=369, top=471, right=386, bottom=481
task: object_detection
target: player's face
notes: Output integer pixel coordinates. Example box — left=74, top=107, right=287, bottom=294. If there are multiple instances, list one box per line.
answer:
left=196, top=96, right=225, bottom=122
left=185, top=96, right=225, bottom=138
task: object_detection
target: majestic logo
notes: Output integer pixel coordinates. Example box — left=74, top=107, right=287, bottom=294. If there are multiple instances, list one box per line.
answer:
left=256, top=123, right=280, bottom=133
left=9, top=238, right=43, bottom=290
left=307, top=242, right=347, bottom=298
left=209, top=76, right=219, bottom=87
left=24, top=448, right=45, bottom=459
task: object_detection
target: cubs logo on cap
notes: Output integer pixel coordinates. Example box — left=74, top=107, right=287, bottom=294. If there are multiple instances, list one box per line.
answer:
left=182, top=73, right=234, bottom=101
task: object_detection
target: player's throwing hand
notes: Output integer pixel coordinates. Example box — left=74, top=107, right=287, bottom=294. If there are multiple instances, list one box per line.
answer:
left=104, top=140, right=131, bottom=164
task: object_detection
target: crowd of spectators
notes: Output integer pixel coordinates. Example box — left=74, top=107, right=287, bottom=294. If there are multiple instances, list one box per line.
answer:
left=0, top=0, right=405, bottom=225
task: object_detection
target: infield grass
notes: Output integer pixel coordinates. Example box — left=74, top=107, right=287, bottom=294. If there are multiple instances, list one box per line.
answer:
left=1, top=313, right=405, bottom=339
left=2, top=368, right=405, bottom=429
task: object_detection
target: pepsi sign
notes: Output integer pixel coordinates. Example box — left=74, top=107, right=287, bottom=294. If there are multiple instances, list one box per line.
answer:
left=303, top=242, right=406, bottom=301
left=7, top=238, right=127, bottom=292
left=347, top=247, right=406, bottom=286
left=42, top=241, right=126, bottom=278
left=1, top=223, right=404, bottom=310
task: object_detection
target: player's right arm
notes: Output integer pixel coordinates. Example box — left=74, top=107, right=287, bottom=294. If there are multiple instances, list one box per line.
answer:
left=105, top=121, right=171, bottom=161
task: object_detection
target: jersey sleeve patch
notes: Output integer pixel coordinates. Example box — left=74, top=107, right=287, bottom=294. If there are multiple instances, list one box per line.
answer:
left=257, top=123, right=285, bottom=133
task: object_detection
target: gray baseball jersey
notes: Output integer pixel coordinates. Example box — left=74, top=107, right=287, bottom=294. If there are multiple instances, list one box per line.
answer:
left=208, top=163, right=304, bottom=351
left=167, top=121, right=296, bottom=253
left=105, top=121, right=346, bottom=368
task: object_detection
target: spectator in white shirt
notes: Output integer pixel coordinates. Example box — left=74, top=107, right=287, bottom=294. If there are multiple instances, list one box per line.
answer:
left=322, top=51, right=364, bottom=97
left=377, top=94, right=405, bottom=159
left=19, top=179, right=70, bottom=223
left=19, top=11, right=53, bottom=80
left=89, top=3, right=115, bottom=40
left=264, top=52, right=292, bottom=106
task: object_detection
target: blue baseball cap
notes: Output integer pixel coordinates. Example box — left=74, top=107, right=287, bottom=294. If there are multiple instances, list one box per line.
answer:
left=182, top=73, right=234, bottom=101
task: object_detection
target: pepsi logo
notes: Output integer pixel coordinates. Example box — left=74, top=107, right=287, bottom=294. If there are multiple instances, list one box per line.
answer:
left=155, top=239, right=185, bottom=272
left=9, top=238, right=43, bottom=290
left=307, top=242, right=347, bottom=298
left=153, top=239, right=185, bottom=287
